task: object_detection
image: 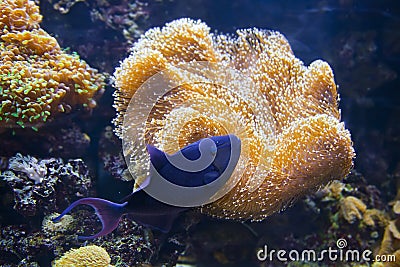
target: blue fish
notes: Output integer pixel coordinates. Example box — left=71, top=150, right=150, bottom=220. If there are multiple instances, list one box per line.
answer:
left=53, top=134, right=241, bottom=240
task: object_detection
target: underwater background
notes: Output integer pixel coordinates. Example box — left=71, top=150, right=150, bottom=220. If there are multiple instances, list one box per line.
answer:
left=1, top=0, right=400, bottom=266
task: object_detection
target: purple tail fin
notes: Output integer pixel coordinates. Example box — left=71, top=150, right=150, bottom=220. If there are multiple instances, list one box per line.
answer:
left=52, top=198, right=127, bottom=240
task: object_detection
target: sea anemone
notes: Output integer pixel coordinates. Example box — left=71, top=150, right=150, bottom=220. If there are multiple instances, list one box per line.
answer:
left=113, top=18, right=355, bottom=220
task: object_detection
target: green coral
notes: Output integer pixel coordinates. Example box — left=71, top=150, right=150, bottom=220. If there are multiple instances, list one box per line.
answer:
left=0, top=0, right=105, bottom=129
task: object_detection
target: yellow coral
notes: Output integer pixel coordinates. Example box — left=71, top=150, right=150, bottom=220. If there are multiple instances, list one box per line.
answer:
left=325, top=180, right=346, bottom=199
left=393, top=200, right=400, bottom=215
left=363, top=209, right=389, bottom=228
left=1, top=28, right=60, bottom=54
left=375, top=221, right=400, bottom=266
left=53, top=245, right=113, bottom=267
left=0, top=0, right=41, bottom=33
left=0, top=0, right=105, bottom=129
left=340, top=196, right=367, bottom=223
left=339, top=196, right=389, bottom=227
left=371, top=200, right=400, bottom=267
left=113, top=18, right=355, bottom=220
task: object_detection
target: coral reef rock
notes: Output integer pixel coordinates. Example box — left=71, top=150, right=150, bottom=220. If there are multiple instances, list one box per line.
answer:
left=1, top=153, right=92, bottom=216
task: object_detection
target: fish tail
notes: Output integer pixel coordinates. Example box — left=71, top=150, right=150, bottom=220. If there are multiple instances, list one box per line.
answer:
left=52, top=197, right=127, bottom=240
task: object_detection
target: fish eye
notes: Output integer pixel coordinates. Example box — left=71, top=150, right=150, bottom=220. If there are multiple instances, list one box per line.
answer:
left=216, top=141, right=224, bottom=147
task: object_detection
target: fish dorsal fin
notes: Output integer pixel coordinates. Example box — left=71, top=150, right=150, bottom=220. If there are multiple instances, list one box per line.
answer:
left=146, top=144, right=168, bottom=170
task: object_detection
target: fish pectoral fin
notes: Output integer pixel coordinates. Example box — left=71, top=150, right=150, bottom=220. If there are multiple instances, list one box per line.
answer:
left=147, top=144, right=168, bottom=170
left=130, top=213, right=180, bottom=233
